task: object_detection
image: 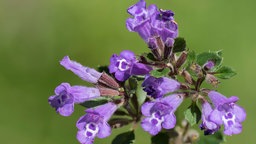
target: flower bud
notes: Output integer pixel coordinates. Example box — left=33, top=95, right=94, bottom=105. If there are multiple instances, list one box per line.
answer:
left=205, top=74, right=219, bottom=87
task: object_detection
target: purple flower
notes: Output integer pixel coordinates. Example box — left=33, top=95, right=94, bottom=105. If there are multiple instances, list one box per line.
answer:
left=141, top=94, right=183, bottom=135
left=48, top=83, right=101, bottom=116
left=126, top=0, right=178, bottom=48
left=76, top=102, right=117, bottom=144
left=200, top=101, right=220, bottom=135
left=208, top=91, right=246, bottom=135
left=109, top=50, right=152, bottom=81
left=142, top=76, right=180, bottom=98
left=203, top=60, right=215, bottom=70
left=60, top=56, right=102, bottom=84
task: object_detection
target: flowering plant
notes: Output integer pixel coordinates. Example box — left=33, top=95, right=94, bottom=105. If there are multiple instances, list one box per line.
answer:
left=48, top=0, right=246, bottom=143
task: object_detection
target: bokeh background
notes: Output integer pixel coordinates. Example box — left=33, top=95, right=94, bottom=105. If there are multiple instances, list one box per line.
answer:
left=0, top=0, right=255, bottom=143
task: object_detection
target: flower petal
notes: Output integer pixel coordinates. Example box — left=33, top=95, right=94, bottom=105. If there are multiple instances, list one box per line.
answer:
left=162, top=94, right=183, bottom=111
left=58, top=103, right=74, bottom=117
left=97, top=122, right=111, bottom=138
left=130, top=63, right=152, bottom=75
left=223, top=122, right=242, bottom=136
left=120, top=50, right=135, bottom=61
left=71, top=86, right=100, bottom=103
left=76, top=130, right=94, bottom=144
left=162, top=113, right=176, bottom=129
left=141, top=102, right=155, bottom=116
left=141, top=117, right=161, bottom=135
left=233, top=105, right=246, bottom=122
left=209, top=109, right=223, bottom=125
left=76, top=115, right=87, bottom=130
left=208, top=91, right=228, bottom=107
left=54, top=83, right=70, bottom=95
left=115, top=70, right=130, bottom=81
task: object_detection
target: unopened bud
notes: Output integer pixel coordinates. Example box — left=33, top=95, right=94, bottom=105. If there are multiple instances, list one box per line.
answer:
left=203, top=60, right=215, bottom=71
left=190, top=64, right=203, bottom=78
left=176, top=51, right=187, bottom=69
left=182, top=70, right=193, bottom=84
left=205, top=74, right=219, bottom=87
left=98, top=87, right=120, bottom=97
left=98, top=72, right=120, bottom=89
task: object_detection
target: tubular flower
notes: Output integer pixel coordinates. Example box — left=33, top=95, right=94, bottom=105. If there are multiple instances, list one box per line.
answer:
left=208, top=91, right=246, bottom=135
left=48, top=83, right=100, bottom=116
left=141, top=94, right=183, bottom=135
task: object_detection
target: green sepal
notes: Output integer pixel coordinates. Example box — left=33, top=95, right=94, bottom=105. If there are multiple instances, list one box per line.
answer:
left=80, top=97, right=109, bottom=108
left=173, top=37, right=186, bottom=53
left=197, top=131, right=225, bottom=144
left=214, top=66, right=236, bottom=79
left=184, top=102, right=201, bottom=126
left=196, top=51, right=223, bottom=69
left=112, top=130, right=135, bottom=144
left=150, top=68, right=170, bottom=78
left=151, top=132, right=170, bottom=144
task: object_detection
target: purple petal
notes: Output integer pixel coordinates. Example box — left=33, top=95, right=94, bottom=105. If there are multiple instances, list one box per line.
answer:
left=115, top=70, right=130, bottom=81
left=141, top=117, right=162, bottom=135
left=162, top=113, right=176, bottom=129
left=130, top=63, right=152, bottom=75
left=76, top=115, right=87, bottom=130
left=233, top=105, right=246, bottom=122
left=70, top=86, right=100, bottom=103
left=208, top=91, right=228, bottom=107
left=147, top=4, right=158, bottom=16
left=201, top=102, right=219, bottom=130
left=223, top=122, right=242, bottom=136
left=141, top=102, right=155, bottom=116
left=120, top=50, right=136, bottom=61
left=109, top=54, right=119, bottom=73
left=97, top=122, right=111, bottom=138
left=60, top=56, right=102, bottom=83
left=76, top=130, right=94, bottom=144
left=57, top=103, right=74, bottom=117
left=209, top=109, right=223, bottom=125
left=134, top=20, right=152, bottom=42
left=160, top=77, right=180, bottom=94
left=86, top=102, right=117, bottom=121
left=54, top=83, right=70, bottom=95
left=127, top=0, right=146, bottom=16
left=162, top=94, right=183, bottom=111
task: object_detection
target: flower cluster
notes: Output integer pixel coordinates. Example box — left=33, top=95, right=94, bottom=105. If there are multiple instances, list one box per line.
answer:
left=48, top=0, right=246, bottom=143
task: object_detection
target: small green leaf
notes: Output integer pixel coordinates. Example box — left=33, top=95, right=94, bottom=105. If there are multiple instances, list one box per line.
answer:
left=197, top=131, right=225, bottom=144
left=184, top=102, right=201, bottom=126
left=112, top=131, right=135, bottom=144
left=150, top=68, right=170, bottom=78
left=128, top=77, right=138, bottom=94
left=80, top=97, right=108, bottom=108
left=136, top=81, right=147, bottom=107
left=173, top=37, right=186, bottom=53
left=215, top=66, right=236, bottom=79
left=151, top=132, right=170, bottom=144
left=196, top=51, right=223, bottom=68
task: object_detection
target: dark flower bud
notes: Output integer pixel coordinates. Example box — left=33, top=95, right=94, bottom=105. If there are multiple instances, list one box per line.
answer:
left=205, top=74, right=219, bottom=87
left=176, top=51, right=187, bottom=69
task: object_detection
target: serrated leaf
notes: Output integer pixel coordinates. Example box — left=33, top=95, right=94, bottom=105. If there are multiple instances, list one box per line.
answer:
left=150, top=68, right=170, bottom=78
left=151, top=132, right=169, bottom=144
left=112, top=131, right=135, bottom=144
left=108, top=118, right=133, bottom=129
left=173, top=37, right=186, bottom=53
left=197, top=131, right=225, bottom=144
left=196, top=51, right=223, bottom=68
left=184, top=102, right=201, bottom=126
left=215, top=66, right=236, bottom=79
left=80, top=97, right=108, bottom=108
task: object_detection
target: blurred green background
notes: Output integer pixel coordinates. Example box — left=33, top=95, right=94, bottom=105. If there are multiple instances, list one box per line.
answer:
left=0, top=0, right=255, bottom=143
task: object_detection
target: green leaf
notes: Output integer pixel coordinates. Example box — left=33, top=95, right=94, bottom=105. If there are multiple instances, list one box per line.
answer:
left=151, top=132, right=169, bottom=144
left=150, top=68, right=170, bottom=78
left=215, top=66, right=236, bottom=79
left=196, top=51, right=223, bottom=68
left=80, top=97, right=108, bottom=108
left=112, top=131, right=135, bottom=144
left=184, top=102, right=201, bottom=126
left=136, top=81, right=147, bottom=107
left=197, top=131, right=225, bottom=144
left=173, top=37, right=186, bottom=53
